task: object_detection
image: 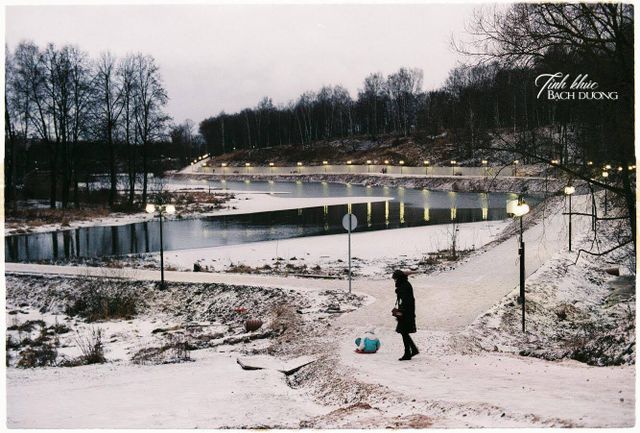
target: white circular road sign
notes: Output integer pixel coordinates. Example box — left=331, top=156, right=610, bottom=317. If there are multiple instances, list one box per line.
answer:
left=342, top=213, right=358, bottom=231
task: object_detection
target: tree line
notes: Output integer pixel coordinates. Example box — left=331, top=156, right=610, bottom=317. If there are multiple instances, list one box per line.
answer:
left=5, top=41, right=170, bottom=210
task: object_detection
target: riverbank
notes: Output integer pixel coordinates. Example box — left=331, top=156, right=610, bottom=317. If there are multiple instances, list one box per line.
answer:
left=171, top=171, right=566, bottom=194
left=4, top=192, right=389, bottom=237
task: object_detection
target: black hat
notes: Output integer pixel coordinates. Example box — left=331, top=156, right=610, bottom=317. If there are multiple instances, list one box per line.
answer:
left=392, top=269, right=406, bottom=280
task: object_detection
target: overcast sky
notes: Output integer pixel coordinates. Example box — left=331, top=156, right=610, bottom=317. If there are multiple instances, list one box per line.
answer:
left=6, top=3, right=478, bottom=125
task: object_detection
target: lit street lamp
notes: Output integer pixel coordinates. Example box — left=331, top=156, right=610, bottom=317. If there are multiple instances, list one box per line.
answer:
left=551, top=159, right=560, bottom=177
left=513, top=160, right=519, bottom=176
left=602, top=171, right=609, bottom=215
left=450, top=160, right=457, bottom=175
left=564, top=185, right=575, bottom=251
left=322, top=160, right=329, bottom=173
left=399, top=160, right=405, bottom=174
left=145, top=203, right=176, bottom=289
left=366, top=160, right=372, bottom=173
left=423, top=160, right=429, bottom=175
left=507, top=196, right=530, bottom=332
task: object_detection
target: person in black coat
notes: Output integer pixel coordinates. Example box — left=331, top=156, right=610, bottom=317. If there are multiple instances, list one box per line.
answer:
left=392, top=269, right=419, bottom=360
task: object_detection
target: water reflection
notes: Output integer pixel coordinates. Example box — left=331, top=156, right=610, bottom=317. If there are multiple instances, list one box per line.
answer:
left=5, top=181, right=535, bottom=263
left=5, top=200, right=517, bottom=263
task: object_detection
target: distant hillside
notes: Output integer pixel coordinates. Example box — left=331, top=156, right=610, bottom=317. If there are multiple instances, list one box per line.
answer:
left=207, top=131, right=511, bottom=167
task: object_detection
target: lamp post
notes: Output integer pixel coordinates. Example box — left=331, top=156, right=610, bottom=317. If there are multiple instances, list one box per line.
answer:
left=366, top=160, right=372, bottom=173
left=602, top=170, right=609, bottom=215
left=564, top=185, right=575, bottom=251
left=384, top=160, right=389, bottom=174
left=399, top=160, right=405, bottom=174
left=221, top=163, right=227, bottom=175
left=146, top=203, right=176, bottom=289
left=482, top=159, right=488, bottom=177
left=507, top=196, right=530, bottom=332
left=450, top=160, right=457, bottom=176
left=269, top=162, right=275, bottom=174
left=513, top=160, right=519, bottom=176
left=423, top=160, right=429, bottom=175
left=323, top=160, right=328, bottom=173
left=551, top=159, right=559, bottom=178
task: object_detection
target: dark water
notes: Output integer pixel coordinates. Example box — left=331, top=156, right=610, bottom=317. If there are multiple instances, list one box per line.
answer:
left=5, top=181, right=530, bottom=262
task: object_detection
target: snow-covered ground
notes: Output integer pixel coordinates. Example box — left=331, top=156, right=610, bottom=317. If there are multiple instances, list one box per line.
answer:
left=5, top=192, right=635, bottom=427
left=8, top=350, right=330, bottom=428
left=162, top=218, right=508, bottom=278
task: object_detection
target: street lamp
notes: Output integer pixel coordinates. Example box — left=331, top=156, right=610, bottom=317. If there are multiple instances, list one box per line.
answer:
left=322, top=160, right=329, bottom=173
left=564, top=185, right=575, bottom=251
left=366, top=160, right=372, bottom=173
left=507, top=196, right=530, bottom=332
left=145, top=203, right=176, bottom=289
left=602, top=171, right=609, bottom=215
left=423, top=160, right=429, bottom=175
left=269, top=162, right=275, bottom=174
left=482, top=159, right=488, bottom=176
left=551, top=159, right=560, bottom=177
left=513, top=160, right=519, bottom=177
left=399, top=160, right=405, bottom=174
left=450, top=160, right=457, bottom=176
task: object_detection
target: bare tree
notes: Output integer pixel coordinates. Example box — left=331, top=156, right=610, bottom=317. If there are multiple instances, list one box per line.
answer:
left=118, top=54, right=138, bottom=205
left=455, top=3, right=635, bottom=250
left=95, top=52, right=124, bottom=207
left=132, top=54, right=169, bottom=205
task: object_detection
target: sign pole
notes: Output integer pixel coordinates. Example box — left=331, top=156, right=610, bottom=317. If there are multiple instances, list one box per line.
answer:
left=342, top=213, right=358, bottom=294
left=348, top=218, right=352, bottom=293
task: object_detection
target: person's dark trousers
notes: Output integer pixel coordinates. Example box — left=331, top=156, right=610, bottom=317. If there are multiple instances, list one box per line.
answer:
left=401, top=333, right=419, bottom=356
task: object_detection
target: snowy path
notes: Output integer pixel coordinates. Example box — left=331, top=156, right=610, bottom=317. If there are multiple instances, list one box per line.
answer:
left=338, top=328, right=634, bottom=427
left=338, top=195, right=591, bottom=331
left=7, top=350, right=328, bottom=428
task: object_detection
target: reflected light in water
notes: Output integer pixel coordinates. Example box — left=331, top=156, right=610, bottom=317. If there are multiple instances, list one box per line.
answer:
left=367, top=202, right=372, bottom=227
left=400, top=202, right=405, bottom=225
left=448, top=191, right=457, bottom=208
left=450, top=208, right=457, bottom=221
left=423, top=207, right=430, bottom=222
left=482, top=207, right=488, bottom=220
left=385, top=201, right=390, bottom=227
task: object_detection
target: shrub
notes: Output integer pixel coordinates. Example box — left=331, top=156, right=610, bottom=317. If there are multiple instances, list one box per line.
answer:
left=7, top=319, right=46, bottom=333
left=131, top=334, right=191, bottom=365
left=74, top=328, right=106, bottom=365
left=17, top=343, right=57, bottom=368
left=66, top=280, right=138, bottom=322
